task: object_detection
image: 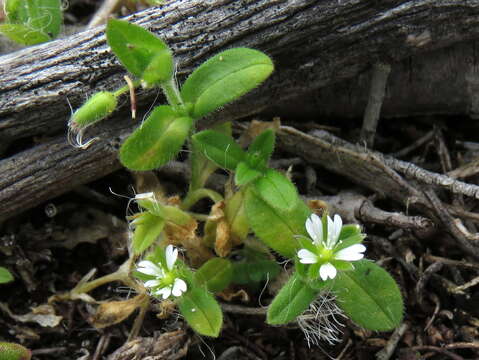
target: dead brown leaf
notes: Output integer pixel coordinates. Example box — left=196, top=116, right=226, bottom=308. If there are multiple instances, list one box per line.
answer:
left=90, top=294, right=148, bottom=329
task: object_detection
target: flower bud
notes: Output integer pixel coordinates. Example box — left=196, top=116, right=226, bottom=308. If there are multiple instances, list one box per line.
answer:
left=69, top=91, right=117, bottom=130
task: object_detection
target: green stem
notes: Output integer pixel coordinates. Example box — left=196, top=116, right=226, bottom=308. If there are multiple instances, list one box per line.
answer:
left=113, top=80, right=141, bottom=97
left=181, top=188, right=224, bottom=210
left=161, top=78, right=184, bottom=110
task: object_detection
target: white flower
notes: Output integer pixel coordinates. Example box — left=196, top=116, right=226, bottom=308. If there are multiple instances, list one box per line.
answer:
left=297, top=214, right=366, bottom=281
left=137, top=245, right=187, bottom=299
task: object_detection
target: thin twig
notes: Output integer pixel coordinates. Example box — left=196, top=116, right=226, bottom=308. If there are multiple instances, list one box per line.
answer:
left=87, top=0, right=123, bottom=28
left=423, top=254, right=479, bottom=270
left=410, top=345, right=463, bottom=360
left=375, top=323, right=408, bottom=360
left=220, top=303, right=267, bottom=316
left=392, top=129, right=435, bottom=158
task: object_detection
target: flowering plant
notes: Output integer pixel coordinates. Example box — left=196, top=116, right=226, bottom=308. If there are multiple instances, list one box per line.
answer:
left=66, top=18, right=404, bottom=345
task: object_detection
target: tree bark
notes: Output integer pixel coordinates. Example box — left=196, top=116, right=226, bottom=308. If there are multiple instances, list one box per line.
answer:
left=1, top=0, right=479, bottom=221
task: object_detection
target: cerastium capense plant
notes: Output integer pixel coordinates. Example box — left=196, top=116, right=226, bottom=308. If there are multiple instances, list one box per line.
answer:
left=65, top=18, right=404, bottom=343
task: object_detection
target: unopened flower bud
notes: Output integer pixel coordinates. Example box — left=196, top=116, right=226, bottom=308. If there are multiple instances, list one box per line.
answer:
left=70, top=91, right=117, bottom=130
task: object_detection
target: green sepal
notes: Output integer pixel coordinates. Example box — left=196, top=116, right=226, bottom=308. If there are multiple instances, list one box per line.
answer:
left=177, top=285, right=223, bottom=337
left=120, top=106, right=192, bottom=171
left=245, top=186, right=311, bottom=258
left=194, top=258, right=233, bottom=292
left=246, top=129, right=275, bottom=168
left=181, top=48, right=274, bottom=119
left=106, top=19, right=170, bottom=78
left=0, top=341, right=31, bottom=360
left=297, top=235, right=317, bottom=254
left=267, top=272, right=319, bottom=325
left=252, top=169, right=298, bottom=211
left=0, top=24, right=50, bottom=45
left=191, top=130, right=246, bottom=171
left=224, top=188, right=249, bottom=242
left=0, top=267, right=14, bottom=284
left=70, top=91, right=117, bottom=129
left=335, top=225, right=365, bottom=251
left=331, top=260, right=404, bottom=331
left=234, top=162, right=262, bottom=186
left=132, top=212, right=165, bottom=254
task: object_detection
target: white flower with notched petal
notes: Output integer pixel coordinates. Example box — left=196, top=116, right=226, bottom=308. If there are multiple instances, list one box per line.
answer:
left=297, top=214, right=366, bottom=281
left=137, top=245, right=187, bottom=299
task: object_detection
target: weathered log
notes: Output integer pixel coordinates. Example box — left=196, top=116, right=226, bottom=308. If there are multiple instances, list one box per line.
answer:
left=2, top=0, right=479, bottom=222
left=2, top=0, right=479, bottom=141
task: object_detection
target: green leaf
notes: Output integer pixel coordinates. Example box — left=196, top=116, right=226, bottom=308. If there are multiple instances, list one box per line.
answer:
left=331, top=260, right=404, bottom=331
left=178, top=286, right=223, bottom=337
left=106, top=19, right=170, bottom=78
left=231, top=246, right=279, bottom=285
left=195, top=258, right=233, bottom=292
left=0, top=341, right=31, bottom=360
left=234, top=162, right=262, bottom=186
left=247, top=129, right=275, bottom=167
left=252, top=169, right=298, bottom=211
left=141, top=49, right=174, bottom=86
left=0, top=267, right=14, bottom=284
left=245, top=187, right=311, bottom=258
left=69, top=91, right=117, bottom=129
left=0, top=24, right=50, bottom=45
left=191, top=130, right=246, bottom=171
left=132, top=213, right=165, bottom=254
left=189, top=122, right=232, bottom=191
left=2, top=0, right=62, bottom=45
left=267, top=272, right=319, bottom=325
left=181, top=48, right=274, bottom=119
left=120, top=106, right=192, bottom=171
left=224, top=188, right=249, bottom=242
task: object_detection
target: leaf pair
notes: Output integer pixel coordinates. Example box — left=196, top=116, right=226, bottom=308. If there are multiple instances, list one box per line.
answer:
left=192, top=129, right=298, bottom=211
left=0, top=0, right=62, bottom=45
left=267, top=260, right=404, bottom=331
left=104, top=19, right=274, bottom=171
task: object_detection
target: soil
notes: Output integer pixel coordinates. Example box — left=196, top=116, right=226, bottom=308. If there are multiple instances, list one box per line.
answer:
left=1, top=2, right=479, bottom=360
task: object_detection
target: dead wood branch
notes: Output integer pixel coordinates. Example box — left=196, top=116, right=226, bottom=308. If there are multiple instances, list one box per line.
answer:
left=2, top=1, right=479, bottom=221
left=2, top=0, right=479, bottom=143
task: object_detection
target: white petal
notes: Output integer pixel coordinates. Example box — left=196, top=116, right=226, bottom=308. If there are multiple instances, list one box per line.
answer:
left=298, top=249, right=318, bottom=264
left=326, top=214, right=342, bottom=249
left=135, top=192, right=154, bottom=199
left=335, top=244, right=366, bottom=261
left=137, top=261, right=163, bottom=276
left=319, top=263, right=337, bottom=281
left=144, top=279, right=161, bottom=288
left=172, top=278, right=187, bottom=296
left=165, top=245, right=178, bottom=270
left=305, top=214, right=323, bottom=244
left=155, top=286, right=172, bottom=299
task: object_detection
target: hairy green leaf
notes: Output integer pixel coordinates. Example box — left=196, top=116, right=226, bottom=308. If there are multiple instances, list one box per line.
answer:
left=191, top=130, right=246, bottom=171
left=195, top=258, right=233, bottom=292
left=190, top=122, right=232, bottom=191
left=178, top=286, right=223, bottom=337
left=252, top=169, right=298, bottom=211
left=245, top=187, right=311, bottom=258
left=120, top=106, right=192, bottom=170
left=0, top=24, right=50, bottom=45
left=132, top=213, right=165, bottom=254
left=181, top=48, right=274, bottom=119
left=247, top=129, right=275, bottom=167
left=332, top=260, right=404, bottom=331
left=267, top=273, right=319, bottom=325
left=0, top=341, right=31, bottom=360
left=224, top=188, right=249, bottom=242
left=234, top=162, right=262, bottom=186
left=0, top=267, right=14, bottom=284
left=106, top=19, right=170, bottom=78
